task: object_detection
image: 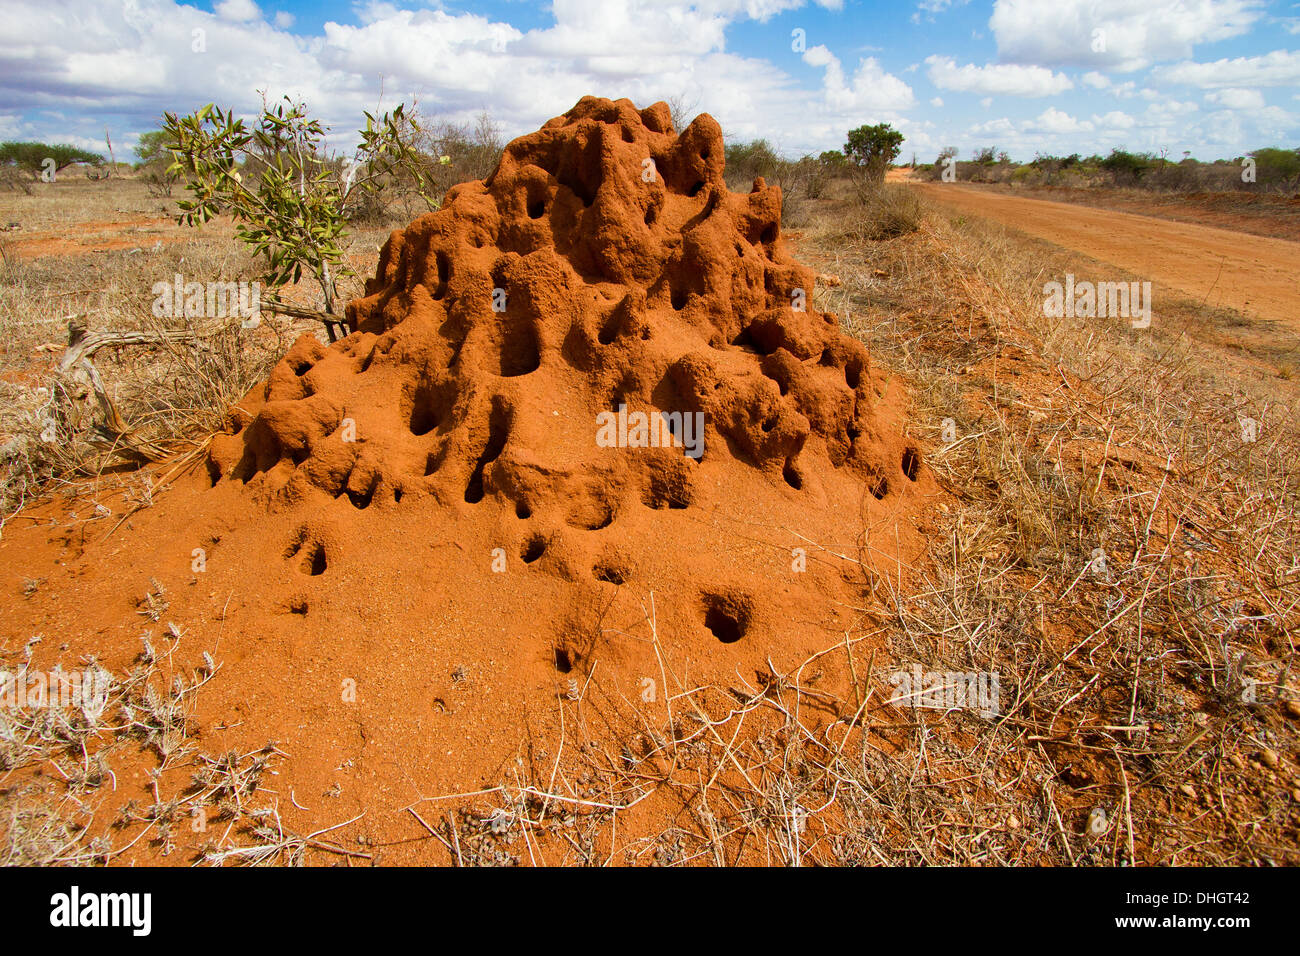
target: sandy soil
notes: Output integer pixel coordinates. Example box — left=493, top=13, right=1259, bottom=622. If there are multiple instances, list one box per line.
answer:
left=913, top=183, right=1300, bottom=327
left=1, top=215, right=183, bottom=259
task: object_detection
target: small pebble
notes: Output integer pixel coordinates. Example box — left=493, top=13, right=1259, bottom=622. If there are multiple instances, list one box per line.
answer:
left=1229, top=754, right=1246, bottom=771
left=1179, top=784, right=1196, bottom=799
left=1285, top=700, right=1300, bottom=720
left=1261, top=748, right=1279, bottom=770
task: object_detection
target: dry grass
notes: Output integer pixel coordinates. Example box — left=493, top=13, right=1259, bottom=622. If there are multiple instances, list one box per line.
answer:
left=0, top=177, right=399, bottom=524
left=801, top=193, right=1299, bottom=863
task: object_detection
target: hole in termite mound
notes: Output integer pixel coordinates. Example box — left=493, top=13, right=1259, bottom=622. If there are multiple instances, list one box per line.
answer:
left=782, top=458, right=802, bottom=490
left=598, top=314, right=619, bottom=346
left=702, top=591, right=751, bottom=645
left=566, top=494, right=614, bottom=530
left=406, top=379, right=455, bottom=436
left=642, top=457, right=693, bottom=510
left=553, top=646, right=574, bottom=673
left=869, top=475, right=889, bottom=500
left=498, top=321, right=541, bottom=377
left=424, top=446, right=448, bottom=476
left=346, top=476, right=378, bottom=510
left=845, top=360, right=863, bottom=390
left=464, top=399, right=511, bottom=504
left=521, top=534, right=546, bottom=564
left=285, top=531, right=328, bottom=576
left=292, top=541, right=326, bottom=576
left=592, top=555, right=630, bottom=585
left=433, top=250, right=451, bottom=299
left=902, top=447, right=921, bottom=482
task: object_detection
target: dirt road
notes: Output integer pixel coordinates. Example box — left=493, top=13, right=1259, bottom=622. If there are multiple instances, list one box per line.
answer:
left=912, top=183, right=1299, bottom=326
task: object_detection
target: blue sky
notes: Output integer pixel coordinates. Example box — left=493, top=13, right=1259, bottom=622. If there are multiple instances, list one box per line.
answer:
left=1, top=0, right=1297, bottom=163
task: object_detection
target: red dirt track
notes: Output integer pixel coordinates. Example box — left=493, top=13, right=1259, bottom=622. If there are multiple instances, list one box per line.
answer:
left=913, top=183, right=1300, bottom=326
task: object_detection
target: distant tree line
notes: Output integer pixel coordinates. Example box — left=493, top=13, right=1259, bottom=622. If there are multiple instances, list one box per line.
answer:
left=919, top=144, right=1300, bottom=191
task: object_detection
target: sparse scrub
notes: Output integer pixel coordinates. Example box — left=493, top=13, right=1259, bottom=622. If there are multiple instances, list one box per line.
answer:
left=935, top=144, right=1300, bottom=194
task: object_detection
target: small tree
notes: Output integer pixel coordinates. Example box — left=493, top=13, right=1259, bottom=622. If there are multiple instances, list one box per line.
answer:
left=163, top=96, right=437, bottom=339
left=0, top=141, right=103, bottom=180
left=666, top=92, right=702, bottom=134
left=134, top=129, right=173, bottom=165
left=1249, top=147, right=1300, bottom=188
left=724, top=139, right=782, bottom=185
left=843, top=123, right=904, bottom=183
left=134, top=128, right=179, bottom=197
left=1101, top=147, right=1154, bottom=184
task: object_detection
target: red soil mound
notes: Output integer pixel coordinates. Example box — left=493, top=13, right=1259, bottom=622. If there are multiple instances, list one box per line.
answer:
left=209, top=96, right=929, bottom=644
left=0, top=98, right=935, bottom=860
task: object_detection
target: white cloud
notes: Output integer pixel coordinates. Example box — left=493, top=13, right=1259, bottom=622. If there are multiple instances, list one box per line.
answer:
left=1092, top=110, right=1136, bottom=129
left=215, top=0, right=261, bottom=22
left=1204, top=87, right=1265, bottom=110
left=1153, top=49, right=1300, bottom=88
left=1145, top=99, right=1201, bottom=118
left=0, top=0, right=920, bottom=162
left=803, top=45, right=916, bottom=112
left=1084, top=73, right=1140, bottom=98
left=913, top=0, right=971, bottom=20
left=968, top=117, right=1016, bottom=136
left=273, top=11, right=294, bottom=29
left=990, top=0, right=1263, bottom=72
left=917, top=0, right=967, bottom=13
left=1025, top=106, right=1094, bottom=134
left=925, top=55, right=1073, bottom=96
left=1, top=0, right=1286, bottom=168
